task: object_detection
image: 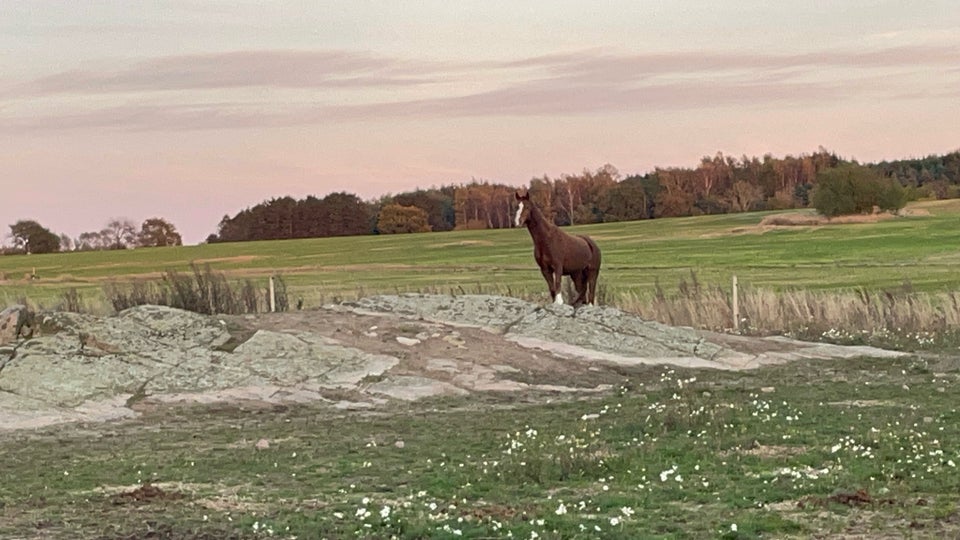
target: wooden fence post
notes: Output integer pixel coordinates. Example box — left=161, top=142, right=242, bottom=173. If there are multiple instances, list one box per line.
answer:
left=732, top=275, right=739, bottom=331
left=269, top=276, right=276, bottom=313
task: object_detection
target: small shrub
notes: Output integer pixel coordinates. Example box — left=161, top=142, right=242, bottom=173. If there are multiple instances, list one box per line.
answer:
left=57, top=288, right=84, bottom=313
left=102, top=262, right=274, bottom=315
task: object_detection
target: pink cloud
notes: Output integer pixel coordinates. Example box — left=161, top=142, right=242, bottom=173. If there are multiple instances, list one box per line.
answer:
left=4, top=50, right=443, bottom=96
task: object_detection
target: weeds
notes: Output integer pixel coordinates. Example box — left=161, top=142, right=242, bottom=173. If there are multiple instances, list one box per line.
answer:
left=56, top=288, right=84, bottom=313
left=102, top=263, right=288, bottom=315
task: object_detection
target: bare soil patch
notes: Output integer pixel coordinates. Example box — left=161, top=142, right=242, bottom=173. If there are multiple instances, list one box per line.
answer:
left=721, top=208, right=933, bottom=236
left=111, top=483, right=184, bottom=505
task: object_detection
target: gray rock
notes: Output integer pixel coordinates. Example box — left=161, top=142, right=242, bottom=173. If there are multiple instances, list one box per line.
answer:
left=348, top=294, right=539, bottom=331
left=348, top=294, right=905, bottom=371
left=0, top=305, right=400, bottom=430
left=0, top=295, right=908, bottom=433
left=0, top=304, right=34, bottom=345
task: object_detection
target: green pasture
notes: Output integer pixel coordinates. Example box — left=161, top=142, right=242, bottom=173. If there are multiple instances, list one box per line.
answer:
left=2, top=355, right=959, bottom=538
left=3, top=200, right=960, bottom=310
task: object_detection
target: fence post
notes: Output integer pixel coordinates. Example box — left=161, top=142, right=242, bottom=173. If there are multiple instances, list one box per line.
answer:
left=269, top=276, right=276, bottom=313
left=732, top=275, right=739, bottom=331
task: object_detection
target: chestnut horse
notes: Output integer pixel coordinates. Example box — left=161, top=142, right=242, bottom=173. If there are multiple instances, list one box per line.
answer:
left=514, top=191, right=601, bottom=306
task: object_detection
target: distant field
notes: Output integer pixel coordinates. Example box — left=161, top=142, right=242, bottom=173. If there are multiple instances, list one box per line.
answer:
left=3, top=199, right=960, bottom=311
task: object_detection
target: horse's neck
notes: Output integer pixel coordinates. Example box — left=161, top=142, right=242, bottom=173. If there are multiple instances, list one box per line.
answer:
left=526, top=206, right=555, bottom=238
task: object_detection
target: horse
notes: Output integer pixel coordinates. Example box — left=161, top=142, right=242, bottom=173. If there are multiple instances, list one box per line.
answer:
left=514, top=191, right=601, bottom=306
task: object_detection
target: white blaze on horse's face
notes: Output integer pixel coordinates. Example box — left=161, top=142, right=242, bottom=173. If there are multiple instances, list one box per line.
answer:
left=554, top=292, right=564, bottom=305
left=514, top=202, right=524, bottom=227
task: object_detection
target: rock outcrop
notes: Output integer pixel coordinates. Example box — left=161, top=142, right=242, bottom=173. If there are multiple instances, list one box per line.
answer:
left=345, top=295, right=904, bottom=370
left=0, top=296, right=905, bottom=432
left=0, top=304, right=34, bottom=345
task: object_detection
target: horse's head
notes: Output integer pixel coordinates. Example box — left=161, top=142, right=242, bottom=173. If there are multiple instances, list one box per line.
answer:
left=515, top=190, right=532, bottom=227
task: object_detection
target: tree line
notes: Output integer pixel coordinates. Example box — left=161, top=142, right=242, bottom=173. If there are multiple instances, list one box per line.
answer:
left=5, top=148, right=958, bottom=253
left=207, top=148, right=959, bottom=242
left=3, top=217, right=182, bottom=255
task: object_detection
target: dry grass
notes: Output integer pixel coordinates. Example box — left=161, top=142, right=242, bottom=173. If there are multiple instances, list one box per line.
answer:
left=614, top=277, right=960, bottom=349
left=23, top=270, right=960, bottom=351
left=757, top=208, right=931, bottom=228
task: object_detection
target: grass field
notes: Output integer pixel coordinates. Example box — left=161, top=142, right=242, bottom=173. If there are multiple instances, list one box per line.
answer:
left=3, top=200, right=960, bottom=313
left=3, top=202, right=960, bottom=539
left=2, top=356, right=958, bottom=539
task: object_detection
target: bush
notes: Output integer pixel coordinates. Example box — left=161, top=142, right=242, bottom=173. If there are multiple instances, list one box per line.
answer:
left=812, top=164, right=906, bottom=217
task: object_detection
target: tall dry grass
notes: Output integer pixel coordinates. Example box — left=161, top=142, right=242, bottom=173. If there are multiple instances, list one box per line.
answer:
left=101, top=263, right=289, bottom=315
left=18, top=269, right=960, bottom=350
left=614, top=276, right=960, bottom=349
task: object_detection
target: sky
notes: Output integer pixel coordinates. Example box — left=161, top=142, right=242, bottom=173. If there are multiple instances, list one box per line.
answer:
left=1, top=1, right=958, bottom=245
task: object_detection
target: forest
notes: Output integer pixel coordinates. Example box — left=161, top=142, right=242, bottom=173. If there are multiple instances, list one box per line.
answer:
left=207, top=148, right=960, bottom=243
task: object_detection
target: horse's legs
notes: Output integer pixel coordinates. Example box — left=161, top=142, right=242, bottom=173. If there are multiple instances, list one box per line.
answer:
left=540, top=266, right=560, bottom=304
left=586, top=266, right=600, bottom=305
left=572, top=270, right=588, bottom=306
left=552, top=265, right=564, bottom=305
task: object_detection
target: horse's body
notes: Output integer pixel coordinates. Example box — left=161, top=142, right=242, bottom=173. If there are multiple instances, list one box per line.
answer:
left=515, top=191, right=601, bottom=306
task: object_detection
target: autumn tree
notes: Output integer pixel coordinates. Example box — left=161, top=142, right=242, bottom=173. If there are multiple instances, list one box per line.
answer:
left=700, top=153, right=730, bottom=195
left=453, top=181, right=517, bottom=230
left=727, top=180, right=765, bottom=212
left=8, top=220, right=60, bottom=254
left=653, top=168, right=698, bottom=217
left=377, top=204, right=431, bottom=234
left=527, top=177, right=556, bottom=223
left=392, top=188, right=456, bottom=232
left=137, top=217, right=183, bottom=247
left=552, top=176, right=582, bottom=226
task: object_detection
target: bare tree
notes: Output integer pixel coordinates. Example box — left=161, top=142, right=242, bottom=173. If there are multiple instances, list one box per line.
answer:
left=59, top=233, right=74, bottom=252
left=104, top=218, right=138, bottom=250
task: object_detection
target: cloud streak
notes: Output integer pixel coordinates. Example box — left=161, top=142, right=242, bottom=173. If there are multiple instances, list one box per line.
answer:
left=2, top=45, right=957, bottom=132
left=5, top=50, right=453, bottom=97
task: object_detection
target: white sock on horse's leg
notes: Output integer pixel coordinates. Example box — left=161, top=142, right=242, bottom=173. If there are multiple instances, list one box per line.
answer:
left=554, top=292, right=564, bottom=305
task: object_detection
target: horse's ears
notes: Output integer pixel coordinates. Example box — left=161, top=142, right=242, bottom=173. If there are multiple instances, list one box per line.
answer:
left=515, top=190, right=529, bottom=201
